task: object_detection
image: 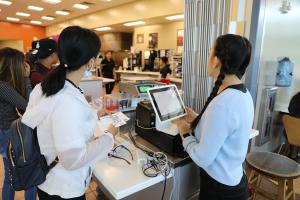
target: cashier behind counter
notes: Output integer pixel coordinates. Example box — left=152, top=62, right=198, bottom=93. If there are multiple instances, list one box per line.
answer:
left=101, top=51, right=116, bottom=94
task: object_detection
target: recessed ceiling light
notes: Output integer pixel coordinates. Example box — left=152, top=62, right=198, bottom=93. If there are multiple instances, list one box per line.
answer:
left=165, top=14, right=184, bottom=20
left=95, top=27, right=112, bottom=31
left=56, top=10, right=70, bottom=16
left=16, top=12, right=30, bottom=17
left=42, top=0, right=61, bottom=4
left=124, top=21, right=145, bottom=27
left=73, top=3, right=89, bottom=9
left=28, top=5, right=44, bottom=11
left=6, top=17, right=20, bottom=21
left=30, top=20, right=42, bottom=25
left=42, top=16, right=55, bottom=20
left=0, top=0, right=12, bottom=6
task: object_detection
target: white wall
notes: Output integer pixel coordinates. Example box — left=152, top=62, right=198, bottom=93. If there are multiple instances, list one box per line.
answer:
left=133, top=21, right=184, bottom=52
left=258, top=0, right=300, bottom=108
left=252, top=0, right=300, bottom=151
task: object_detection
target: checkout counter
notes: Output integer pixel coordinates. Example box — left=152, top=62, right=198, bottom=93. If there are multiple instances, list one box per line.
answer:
left=115, top=69, right=183, bottom=87
left=92, top=81, right=259, bottom=200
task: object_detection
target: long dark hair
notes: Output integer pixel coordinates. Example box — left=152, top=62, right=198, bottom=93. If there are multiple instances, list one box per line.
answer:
left=41, top=26, right=100, bottom=97
left=0, top=47, right=26, bottom=97
left=191, top=34, right=252, bottom=129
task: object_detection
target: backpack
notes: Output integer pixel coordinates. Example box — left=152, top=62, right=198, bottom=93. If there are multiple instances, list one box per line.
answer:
left=7, top=118, right=58, bottom=190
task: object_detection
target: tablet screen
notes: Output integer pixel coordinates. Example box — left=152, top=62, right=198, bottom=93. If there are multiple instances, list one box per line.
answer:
left=148, top=85, right=186, bottom=122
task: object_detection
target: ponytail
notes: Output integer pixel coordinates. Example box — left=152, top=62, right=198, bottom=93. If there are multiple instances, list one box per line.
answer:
left=41, top=65, right=66, bottom=97
left=41, top=26, right=101, bottom=97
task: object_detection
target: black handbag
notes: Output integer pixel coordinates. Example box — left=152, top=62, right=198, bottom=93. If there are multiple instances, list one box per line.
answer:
left=7, top=118, right=58, bottom=190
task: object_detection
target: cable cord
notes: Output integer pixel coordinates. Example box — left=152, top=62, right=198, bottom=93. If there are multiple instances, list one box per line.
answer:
left=128, top=127, right=170, bottom=200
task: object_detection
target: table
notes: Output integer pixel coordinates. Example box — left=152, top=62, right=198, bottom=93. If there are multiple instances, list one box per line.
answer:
left=116, top=70, right=182, bottom=85
left=80, top=76, right=115, bottom=99
left=92, top=136, right=174, bottom=200
left=92, top=129, right=259, bottom=200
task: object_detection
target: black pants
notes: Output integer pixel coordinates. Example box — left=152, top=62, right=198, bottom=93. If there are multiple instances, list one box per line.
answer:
left=199, top=168, right=248, bottom=200
left=105, top=81, right=115, bottom=94
left=37, top=188, right=86, bottom=200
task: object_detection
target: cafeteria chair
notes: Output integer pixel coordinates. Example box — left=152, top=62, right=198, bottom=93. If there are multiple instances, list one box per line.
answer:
left=246, top=151, right=300, bottom=200
left=282, top=115, right=300, bottom=158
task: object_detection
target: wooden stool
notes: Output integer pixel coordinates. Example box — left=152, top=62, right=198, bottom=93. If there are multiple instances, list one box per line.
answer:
left=246, top=152, right=300, bottom=200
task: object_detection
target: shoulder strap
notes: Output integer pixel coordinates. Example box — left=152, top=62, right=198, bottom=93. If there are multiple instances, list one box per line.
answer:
left=48, top=157, right=59, bottom=170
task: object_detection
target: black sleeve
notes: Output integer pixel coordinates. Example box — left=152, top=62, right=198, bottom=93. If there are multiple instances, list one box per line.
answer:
left=0, top=82, right=28, bottom=110
left=288, top=92, right=300, bottom=117
left=24, top=77, right=32, bottom=100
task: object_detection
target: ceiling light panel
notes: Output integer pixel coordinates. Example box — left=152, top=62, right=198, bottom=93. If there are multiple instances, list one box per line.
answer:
left=165, top=14, right=184, bottom=20
left=73, top=3, right=89, bottom=9
left=30, top=20, right=42, bottom=25
left=42, top=0, right=61, bottom=4
left=42, top=16, right=55, bottom=20
left=56, top=10, right=70, bottom=15
left=7, top=17, right=19, bottom=21
left=95, top=27, right=112, bottom=31
left=16, top=12, right=30, bottom=17
left=124, top=21, right=145, bottom=26
left=28, top=5, right=44, bottom=11
left=0, top=0, right=12, bottom=6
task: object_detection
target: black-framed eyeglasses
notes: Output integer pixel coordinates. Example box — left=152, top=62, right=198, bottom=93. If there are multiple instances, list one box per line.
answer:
left=108, top=145, right=133, bottom=165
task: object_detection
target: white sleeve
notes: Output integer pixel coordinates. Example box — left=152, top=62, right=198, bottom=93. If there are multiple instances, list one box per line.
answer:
left=58, top=133, right=114, bottom=170
left=182, top=104, right=237, bottom=168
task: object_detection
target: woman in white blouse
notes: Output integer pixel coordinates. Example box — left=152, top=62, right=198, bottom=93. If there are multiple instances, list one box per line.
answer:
left=22, top=26, right=116, bottom=200
left=175, top=34, right=254, bottom=200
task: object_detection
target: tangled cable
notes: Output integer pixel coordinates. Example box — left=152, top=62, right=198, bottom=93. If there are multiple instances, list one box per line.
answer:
left=128, top=127, right=170, bottom=200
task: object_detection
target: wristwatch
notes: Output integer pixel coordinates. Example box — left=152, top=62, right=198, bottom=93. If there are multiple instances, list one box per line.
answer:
left=182, top=132, right=191, bottom=139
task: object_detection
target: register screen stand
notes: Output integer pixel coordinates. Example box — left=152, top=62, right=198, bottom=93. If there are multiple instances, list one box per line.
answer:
left=155, top=117, right=179, bottom=136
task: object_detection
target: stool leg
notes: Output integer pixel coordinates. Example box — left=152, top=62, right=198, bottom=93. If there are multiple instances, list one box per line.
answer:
left=287, top=180, right=295, bottom=200
left=252, top=174, right=262, bottom=200
left=278, top=179, right=287, bottom=200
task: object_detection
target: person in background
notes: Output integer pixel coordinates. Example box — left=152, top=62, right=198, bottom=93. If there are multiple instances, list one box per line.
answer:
left=175, top=34, right=253, bottom=200
left=30, top=38, right=58, bottom=88
left=22, top=26, right=116, bottom=200
left=286, top=92, right=300, bottom=158
left=101, top=50, right=116, bottom=94
left=25, top=40, right=38, bottom=68
left=159, top=56, right=172, bottom=79
left=288, top=92, right=300, bottom=118
left=0, top=48, right=36, bottom=200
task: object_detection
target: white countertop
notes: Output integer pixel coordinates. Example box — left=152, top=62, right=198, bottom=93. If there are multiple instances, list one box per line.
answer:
left=81, top=76, right=115, bottom=83
left=169, top=78, right=182, bottom=83
left=274, top=103, right=289, bottom=113
left=93, top=129, right=259, bottom=199
left=93, top=138, right=172, bottom=200
left=116, top=70, right=160, bottom=76
left=250, top=129, right=259, bottom=139
left=121, top=76, right=158, bottom=81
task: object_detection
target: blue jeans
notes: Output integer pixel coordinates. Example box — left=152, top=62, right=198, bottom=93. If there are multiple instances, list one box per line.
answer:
left=0, top=128, right=37, bottom=200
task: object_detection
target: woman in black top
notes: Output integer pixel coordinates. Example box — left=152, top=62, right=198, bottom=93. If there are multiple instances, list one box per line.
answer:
left=0, top=48, right=36, bottom=200
left=101, top=51, right=115, bottom=94
left=159, top=56, right=172, bottom=79
left=288, top=92, right=300, bottom=118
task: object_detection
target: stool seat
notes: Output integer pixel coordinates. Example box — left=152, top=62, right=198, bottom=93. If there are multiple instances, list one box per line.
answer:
left=246, top=151, right=300, bottom=179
